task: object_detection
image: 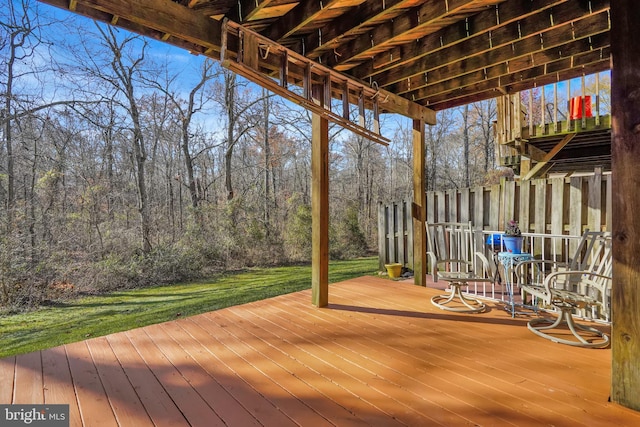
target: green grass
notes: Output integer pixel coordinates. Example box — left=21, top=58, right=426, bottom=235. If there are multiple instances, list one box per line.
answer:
left=0, top=257, right=378, bottom=358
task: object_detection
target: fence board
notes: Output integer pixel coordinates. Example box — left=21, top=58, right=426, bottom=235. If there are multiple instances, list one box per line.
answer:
left=589, top=168, right=603, bottom=231
left=459, top=188, right=470, bottom=223
left=569, top=176, right=584, bottom=255
left=378, top=203, right=386, bottom=270
left=519, top=180, right=531, bottom=233
left=426, top=192, right=436, bottom=223
left=448, top=189, right=458, bottom=222
left=551, top=178, right=565, bottom=253
left=503, top=180, right=516, bottom=223
left=606, top=174, right=612, bottom=231
left=436, top=191, right=446, bottom=222
left=489, top=185, right=501, bottom=230
left=534, top=179, right=547, bottom=234
left=387, top=204, right=396, bottom=265
left=405, top=202, right=414, bottom=270
left=397, top=202, right=405, bottom=266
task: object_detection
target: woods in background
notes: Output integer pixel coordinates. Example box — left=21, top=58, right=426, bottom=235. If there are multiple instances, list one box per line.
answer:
left=0, top=1, right=501, bottom=310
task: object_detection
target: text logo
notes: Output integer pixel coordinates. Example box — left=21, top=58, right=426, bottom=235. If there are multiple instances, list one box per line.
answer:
left=0, top=405, right=69, bottom=427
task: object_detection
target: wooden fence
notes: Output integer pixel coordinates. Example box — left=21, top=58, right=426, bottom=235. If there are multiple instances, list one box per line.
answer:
left=379, top=170, right=611, bottom=270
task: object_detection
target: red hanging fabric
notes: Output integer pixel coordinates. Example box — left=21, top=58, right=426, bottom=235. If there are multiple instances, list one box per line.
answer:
left=569, top=96, right=592, bottom=119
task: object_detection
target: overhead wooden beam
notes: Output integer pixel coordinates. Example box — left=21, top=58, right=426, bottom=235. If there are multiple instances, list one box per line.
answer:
left=264, top=0, right=343, bottom=42
left=311, top=84, right=329, bottom=308
left=304, top=0, right=413, bottom=60
left=39, top=0, right=222, bottom=54
left=232, top=0, right=279, bottom=22
left=611, top=0, right=640, bottom=412
left=522, top=133, right=575, bottom=180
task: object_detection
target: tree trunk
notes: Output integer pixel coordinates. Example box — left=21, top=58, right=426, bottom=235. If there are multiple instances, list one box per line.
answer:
left=262, top=89, right=271, bottom=234
left=462, top=103, right=470, bottom=188
left=224, top=71, right=237, bottom=201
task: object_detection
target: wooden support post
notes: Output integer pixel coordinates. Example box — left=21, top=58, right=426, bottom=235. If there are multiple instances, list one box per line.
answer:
left=358, top=88, right=365, bottom=128
left=342, top=81, right=349, bottom=119
left=553, top=83, right=558, bottom=133
left=595, top=72, right=601, bottom=127
left=279, top=50, right=288, bottom=88
left=528, top=89, right=534, bottom=136
left=412, top=119, right=427, bottom=287
left=540, top=88, right=546, bottom=135
left=581, top=74, right=587, bottom=130
left=311, top=85, right=330, bottom=308
left=611, top=0, right=640, bottom=412
left=566, top=80, right=572, bottom=132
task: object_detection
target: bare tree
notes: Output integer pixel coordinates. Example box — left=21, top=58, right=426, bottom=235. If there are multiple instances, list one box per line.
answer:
left=214, top=69, right=264, bottom=201
left=145, top=59, right=218, bottom=212
left=91, top=24, right=152, bottom=253
left=1, top=0, right=42, bottom=229
left=461, top=104, right=471, bottom=188
left=472, top=99, right=497, bottom=174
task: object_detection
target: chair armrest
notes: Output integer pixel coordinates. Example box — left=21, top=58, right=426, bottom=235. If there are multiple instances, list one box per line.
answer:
left=427, top=251, right=437, bottom=281
left=543, top=270, right=611, bottom=292
left=474, top=251, right=491, bottom=278
left=514, top=259, right=566, bottom=286
left=542, top=270, right=612, bottom=310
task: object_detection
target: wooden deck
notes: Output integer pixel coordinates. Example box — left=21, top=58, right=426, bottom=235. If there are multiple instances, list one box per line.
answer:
left=2, top=276, right=639, bottom=426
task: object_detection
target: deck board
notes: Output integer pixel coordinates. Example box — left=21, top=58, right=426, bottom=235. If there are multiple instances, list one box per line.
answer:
left=65, top=341, right=118, bottom=427
left=14, top=351, right=43, bottom=404
left=105, top=332, right=190, bottom=427
left=0, top=356, right=15, bottom=404
left=124, top=328, right=225, bottom=427
left=2, top=276, right=640, bottom=426
left=42, top=347, right=83, bottom=427
left=85, top=337, right=154, bottom=427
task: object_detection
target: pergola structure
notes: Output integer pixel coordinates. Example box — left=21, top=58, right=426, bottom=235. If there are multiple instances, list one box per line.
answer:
left=38, top=0, right=640, bottom=412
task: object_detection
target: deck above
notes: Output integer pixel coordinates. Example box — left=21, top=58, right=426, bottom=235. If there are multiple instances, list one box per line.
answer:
left=2, top=276, right=638, bottom=426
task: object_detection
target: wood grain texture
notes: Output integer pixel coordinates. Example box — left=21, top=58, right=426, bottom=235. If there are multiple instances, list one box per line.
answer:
left=611, top=0, right=640, bottom=411
left=2, top=276, right=640, bottom=425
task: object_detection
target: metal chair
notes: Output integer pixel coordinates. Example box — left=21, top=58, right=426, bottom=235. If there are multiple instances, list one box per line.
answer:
left=426, top=222, right=493, bottom=313
left=516, top=231, right=612, bottom=348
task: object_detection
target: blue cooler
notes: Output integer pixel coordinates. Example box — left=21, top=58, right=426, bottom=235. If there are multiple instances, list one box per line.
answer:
left=486, top=234, right=502, bottom=247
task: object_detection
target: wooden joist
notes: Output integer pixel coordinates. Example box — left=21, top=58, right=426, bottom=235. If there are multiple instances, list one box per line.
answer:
left=220, top=19, right=435, bottom=146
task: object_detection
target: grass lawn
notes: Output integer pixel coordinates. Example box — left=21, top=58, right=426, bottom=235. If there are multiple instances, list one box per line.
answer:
left=0, top=257, right=379, bottom=358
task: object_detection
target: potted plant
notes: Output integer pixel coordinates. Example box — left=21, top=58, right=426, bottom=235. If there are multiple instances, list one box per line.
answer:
left=502, top=219, right=524, bottom=253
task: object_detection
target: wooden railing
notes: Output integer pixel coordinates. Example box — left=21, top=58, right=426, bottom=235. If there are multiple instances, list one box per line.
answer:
left=378, top=170, right=610, bottom=271
left=495, top=72, right=611, bottom=176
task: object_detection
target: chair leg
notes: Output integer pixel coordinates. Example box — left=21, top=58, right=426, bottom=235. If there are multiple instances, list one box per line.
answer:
left=431, top=282, right=486, bottom=313
left=527, top=307, right=609, bottom=348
